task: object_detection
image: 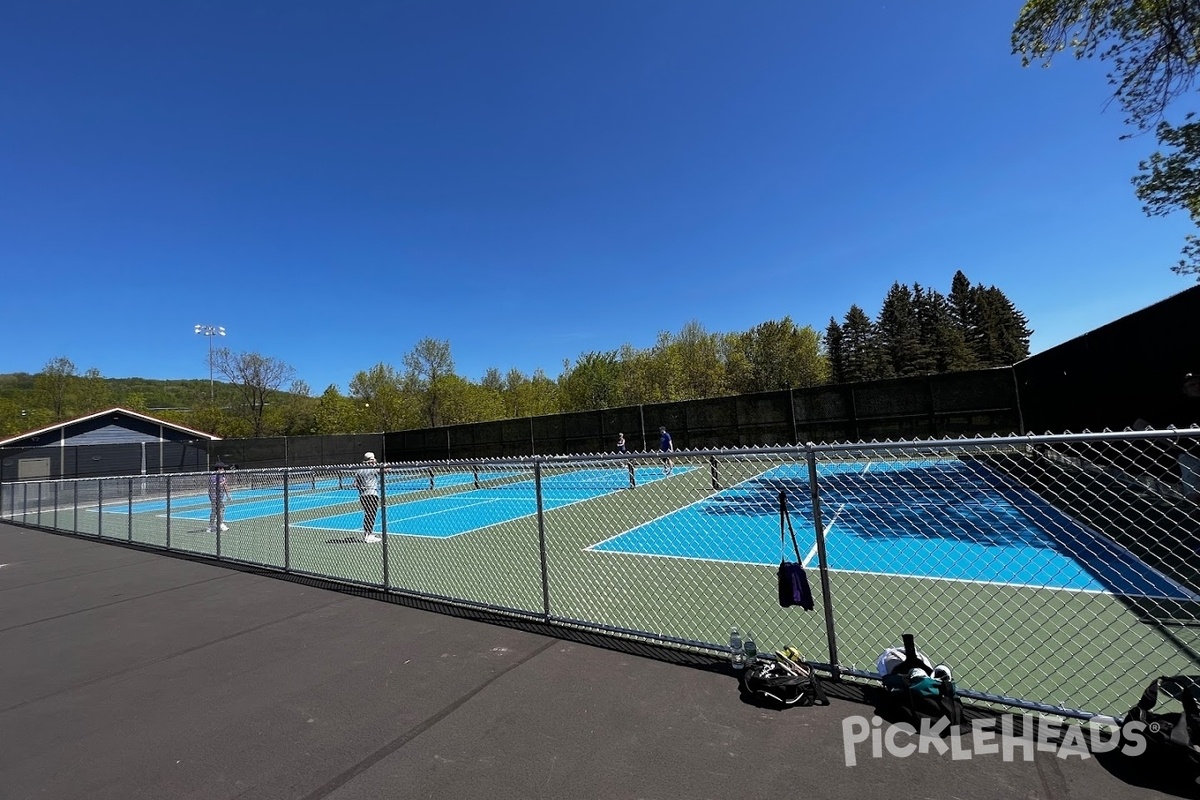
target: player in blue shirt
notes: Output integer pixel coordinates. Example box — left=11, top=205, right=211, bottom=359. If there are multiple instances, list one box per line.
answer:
left=659, top=426, right=673, bottom=475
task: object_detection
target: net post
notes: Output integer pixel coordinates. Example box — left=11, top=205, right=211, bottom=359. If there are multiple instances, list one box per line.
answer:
left=807, top=446, right=840, bottom=679
left=474, top=466, right=481, bottom=490
left=215, top=476, right=222, bottom=559
left=165, top=475, right=172, bottom=550
left=710, top=456, right=720, bottom=490
left=283, top=469, right=291, bottom=573
left=127, top=477, right=133, bottom=542
left=380, top=462, right=389, bottom=590
left=535, top=459, right=551, bottom=620
left=627, top=461, right=636, bottom=489
left=427, top=467, right=435, bottom=490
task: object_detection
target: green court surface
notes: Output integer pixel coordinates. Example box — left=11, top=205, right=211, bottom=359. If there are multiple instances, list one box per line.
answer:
left=9, top=456, right=1200, bottom=719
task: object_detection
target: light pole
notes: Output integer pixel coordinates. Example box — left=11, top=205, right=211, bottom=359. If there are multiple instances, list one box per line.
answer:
left=194, top=325, right=226, bottom=403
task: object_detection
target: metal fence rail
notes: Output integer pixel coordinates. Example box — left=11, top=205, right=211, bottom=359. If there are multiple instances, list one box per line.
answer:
left=3, top=429, right=1198, bottom=721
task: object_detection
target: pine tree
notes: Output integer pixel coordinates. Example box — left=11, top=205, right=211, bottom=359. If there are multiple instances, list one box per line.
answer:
left=840, top=305, right=886, bottom=382
left=876, top=282, right=919, bottom=377
left=824, top=317, right=846, bottom=384
left=917, top=287, right=975, bottom=372
left=971, top=286, right=1033, bottom=366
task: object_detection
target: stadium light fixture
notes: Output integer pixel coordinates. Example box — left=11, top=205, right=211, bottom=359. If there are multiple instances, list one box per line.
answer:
left=194, top=325, right=226, bottom=402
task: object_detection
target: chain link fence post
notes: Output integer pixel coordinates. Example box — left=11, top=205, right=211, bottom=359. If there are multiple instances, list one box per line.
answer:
left=807, top=445, right=841, bottom=679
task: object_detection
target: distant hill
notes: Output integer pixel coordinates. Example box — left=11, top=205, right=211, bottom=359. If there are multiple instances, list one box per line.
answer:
left=0, top=372, right=221, bottom=414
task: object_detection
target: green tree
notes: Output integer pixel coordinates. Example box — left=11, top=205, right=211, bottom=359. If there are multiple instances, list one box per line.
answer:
left=35, top=357, right=77, bottom=420
left=480, top=367, right=505, bottom=394
left=670, top=320, right=727, bottom=400
left=559, top=351, right=623, bottom=412
left=529, top=369, right=560, bottom=416
left=269, top=379, right=318, bottom=435
left=403, top=338, right=455, bottom=427
left=79, top=368, right=115, bottom=413
left=948, top=270, right=977, bottom=343
left=122, top=392, right=149, bottom=412
left=501, top=369, right=534, bottom=418
left=839, top=305, right=887, bottom=382
left=614, top=343, right=658, bottom=406
left=645, top=330, right=684, bottom=403
left=0, top=397, right=22, bottom=437
left=824, top=318, right=846, bottom=384
left=971, top=286, right=1034, bottom=366
left=915, top=286, right=975, bottom=373
left=876, top=282, right=920, bottom=377
left=726, top=317, right=828, bottom=393
left=349, top=363, right=417, bottom=432
left=1133, top=119, right=1200, bottom=276
left=436, top=374, right=506, bottom=425
left=1013, top=0, right=1200, bottom=278
left=314, top=385, right=362, bottom=434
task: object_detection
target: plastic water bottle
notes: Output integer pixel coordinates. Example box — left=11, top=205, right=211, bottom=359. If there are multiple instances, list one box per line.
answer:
left=743, top=635, right=758, bottom=664
left=729, top=627, right=746, bottom=670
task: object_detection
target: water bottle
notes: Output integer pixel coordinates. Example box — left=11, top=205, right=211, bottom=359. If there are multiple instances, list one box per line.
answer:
left=729, top=627, right=746, bottom=670
left=743, top=635, right=758, bottom=664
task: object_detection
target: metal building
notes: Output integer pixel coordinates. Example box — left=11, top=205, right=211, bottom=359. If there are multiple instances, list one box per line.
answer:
left=0, top=407, right=220, bottom=481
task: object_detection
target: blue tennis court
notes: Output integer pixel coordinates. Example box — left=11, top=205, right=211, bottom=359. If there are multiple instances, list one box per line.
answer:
left=159, top=470, right=489, bottom=524
left=588, top=459, right=1198, bottom=600
left=294, top=466, right=688, bottom=538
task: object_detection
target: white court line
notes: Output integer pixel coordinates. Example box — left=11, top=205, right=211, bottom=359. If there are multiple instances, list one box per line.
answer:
left=804, top=503, right=847, bottom=568
left=803, top=462, right=870, bottom=567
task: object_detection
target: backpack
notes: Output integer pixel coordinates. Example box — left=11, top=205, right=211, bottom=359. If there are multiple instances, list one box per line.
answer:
left=1124, top=675, right=1200, bottom=778
left=877, top=634, right=964, bottom=731
left=740, top=649, right=829, bottom=709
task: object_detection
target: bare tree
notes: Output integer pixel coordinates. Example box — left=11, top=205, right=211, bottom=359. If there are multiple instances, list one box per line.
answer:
left=211, top=349, right=297, bottom=436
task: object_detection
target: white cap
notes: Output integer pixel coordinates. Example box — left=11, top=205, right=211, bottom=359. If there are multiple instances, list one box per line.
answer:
left=364, top=452, right=376, bottom=462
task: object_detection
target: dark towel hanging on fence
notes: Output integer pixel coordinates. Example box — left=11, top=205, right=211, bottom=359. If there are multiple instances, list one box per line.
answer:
left=778, top=490, right=815, bottom=610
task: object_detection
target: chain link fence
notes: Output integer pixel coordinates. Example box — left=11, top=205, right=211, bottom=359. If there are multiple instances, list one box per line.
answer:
left=3, top=429, right=1199, bottom=720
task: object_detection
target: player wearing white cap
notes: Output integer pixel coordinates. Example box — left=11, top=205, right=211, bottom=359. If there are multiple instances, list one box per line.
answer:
left=353, top=452, right=382, bottom=542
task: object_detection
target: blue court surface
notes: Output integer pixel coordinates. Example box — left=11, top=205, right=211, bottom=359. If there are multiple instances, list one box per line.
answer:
left=588, top=459, right=1198, bottom=600
left=92, top=471, right=484, bottom=522
left=161, top=471, right=489, bottom=524
left=294, top=466, right=687, bottom=538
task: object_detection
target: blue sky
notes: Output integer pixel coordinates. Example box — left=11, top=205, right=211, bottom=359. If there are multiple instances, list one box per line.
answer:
left=2, top=1, right=1195, bottom=395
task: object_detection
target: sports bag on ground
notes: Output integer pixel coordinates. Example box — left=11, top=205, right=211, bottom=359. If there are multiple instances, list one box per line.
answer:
left=1124, top=675, right=1200, bottom=779
left=741, top=648, right=829, bottom=708
left=877, top=633, right=964, bottom=730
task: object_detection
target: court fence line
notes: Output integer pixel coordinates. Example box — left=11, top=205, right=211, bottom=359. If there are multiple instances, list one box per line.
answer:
left=2, top=428, right=1199, bottom=723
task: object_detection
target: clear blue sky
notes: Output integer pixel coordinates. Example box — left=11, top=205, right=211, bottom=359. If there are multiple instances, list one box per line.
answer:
left=2, top=1, right=1195, bottom=395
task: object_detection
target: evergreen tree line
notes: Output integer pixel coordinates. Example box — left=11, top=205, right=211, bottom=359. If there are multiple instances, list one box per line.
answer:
left=0, top=271, right=1032, bottom=440
left=825, top=270, right=1032, bottom=382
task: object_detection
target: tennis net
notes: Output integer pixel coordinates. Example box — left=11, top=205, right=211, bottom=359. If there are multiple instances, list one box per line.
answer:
left=471, top=462, right=635, bottom=496
left=244, top=468, right=319, bottom=493
left=334, top=466, right=436, bottom=494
